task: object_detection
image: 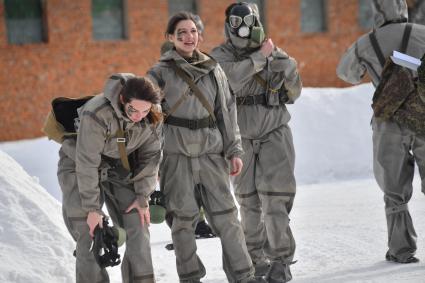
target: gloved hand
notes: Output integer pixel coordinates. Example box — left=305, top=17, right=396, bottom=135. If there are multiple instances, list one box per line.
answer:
left=269, top=47, right=290, bottom=72
left=418, top=53, right=425, bottom=83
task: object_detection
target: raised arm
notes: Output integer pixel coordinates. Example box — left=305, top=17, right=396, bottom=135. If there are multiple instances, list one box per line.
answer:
left=337, top=42, right=367, bottom=85
left=211, top=47, right=267, bottom=93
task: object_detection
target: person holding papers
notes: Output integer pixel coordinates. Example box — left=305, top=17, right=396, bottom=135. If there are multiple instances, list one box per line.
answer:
left=337, top=0, right=425, bottom=264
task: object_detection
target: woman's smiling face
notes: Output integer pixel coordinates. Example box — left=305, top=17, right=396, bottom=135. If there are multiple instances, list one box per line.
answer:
left=168, top=19, right=199, bottom=58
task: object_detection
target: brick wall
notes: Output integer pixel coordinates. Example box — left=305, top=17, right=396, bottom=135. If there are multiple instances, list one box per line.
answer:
left=0, top=0, right=367, bottom=141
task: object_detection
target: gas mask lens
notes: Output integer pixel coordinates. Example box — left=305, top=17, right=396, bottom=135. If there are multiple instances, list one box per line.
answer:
left=229, top=14, right=255, bottom=29
left=229, top=15, right=242, bottom=28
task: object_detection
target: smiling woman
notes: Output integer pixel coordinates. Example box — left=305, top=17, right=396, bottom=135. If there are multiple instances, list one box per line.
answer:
left=165, top=13, right=199, bottom=58
left=147, top=12, right=262, bottom=283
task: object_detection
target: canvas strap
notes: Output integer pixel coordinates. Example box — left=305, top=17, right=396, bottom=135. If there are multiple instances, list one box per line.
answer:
left=253, top=73, right=268, bottom=89
left=369, top=23, right=413, bottom=68
left=112, top=113, right=131, bottom=172
left=164, top=88, right=190, bottom=118
left=169, top=60, right=216, bottom=123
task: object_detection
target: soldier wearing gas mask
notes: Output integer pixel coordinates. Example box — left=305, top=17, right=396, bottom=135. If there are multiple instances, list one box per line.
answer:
left=212, top=2, right=302, bottom=283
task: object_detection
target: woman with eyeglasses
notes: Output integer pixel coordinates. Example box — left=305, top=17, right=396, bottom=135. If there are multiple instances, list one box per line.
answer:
left=147, top=11, right=263, bottom=283
left=212, top=2, right=302, bottom=282
left=57, top=74, right=162, bottom=283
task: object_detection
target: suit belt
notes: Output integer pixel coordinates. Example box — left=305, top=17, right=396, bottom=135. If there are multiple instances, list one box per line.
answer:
left=236, top=93, right=288, bottom=106
left=165, top=115, right=216, bottom=130
left=236, top=94, right=267, bottom=106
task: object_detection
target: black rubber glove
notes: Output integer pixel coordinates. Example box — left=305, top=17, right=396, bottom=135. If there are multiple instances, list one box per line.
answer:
left=419, top=53, right=425, bottom=83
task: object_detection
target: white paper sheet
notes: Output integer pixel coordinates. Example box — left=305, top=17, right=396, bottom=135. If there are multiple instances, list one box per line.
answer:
left=390, top=50, right=421, bottom=71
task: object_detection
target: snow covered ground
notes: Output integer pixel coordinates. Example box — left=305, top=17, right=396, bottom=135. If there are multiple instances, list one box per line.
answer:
left=1, top=84, right=424, bottom=282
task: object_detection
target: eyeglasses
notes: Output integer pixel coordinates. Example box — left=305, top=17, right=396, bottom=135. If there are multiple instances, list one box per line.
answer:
left=229, top=14, right=255, bottom=29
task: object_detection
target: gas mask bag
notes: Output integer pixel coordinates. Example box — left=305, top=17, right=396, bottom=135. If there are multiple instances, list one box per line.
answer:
left=149, top=190, right=166, bottom=224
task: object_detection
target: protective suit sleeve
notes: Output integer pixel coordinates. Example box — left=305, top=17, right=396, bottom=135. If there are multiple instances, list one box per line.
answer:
left=213, top=65, right=244, bottom=159
left=131, top=122, right=163, bottom=208
left=283, top=56, right=302, bottom=103
left=75, top=110, right=108, bottom=214
left=337, top=42, right=366, bottom=85
left=61, top=138, right=76, bottom=161
left=269, top=48, right=302, bottom=104
left=212, top=48, right=267, bottom=92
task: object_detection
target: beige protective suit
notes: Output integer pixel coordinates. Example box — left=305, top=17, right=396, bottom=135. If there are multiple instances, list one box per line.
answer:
left=337, top=0, right=425, bottom=263
left=211, top=6, right=302, bottom=281
left=58, top=73, right=162, bottom=282
left=148, top=50, right=256, bottom=283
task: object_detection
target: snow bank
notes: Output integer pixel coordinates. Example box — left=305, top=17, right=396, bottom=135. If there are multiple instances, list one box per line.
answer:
left=0, top=151, right=75, bottom=283
left=0, top=138, right=61, bottom=200
left=290, top=83, right=374, bottom=184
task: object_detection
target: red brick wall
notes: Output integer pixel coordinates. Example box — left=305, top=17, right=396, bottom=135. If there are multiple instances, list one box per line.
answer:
left=0, top=0, right=367, bottom=141
left=266, top=0, right=365, bottom=86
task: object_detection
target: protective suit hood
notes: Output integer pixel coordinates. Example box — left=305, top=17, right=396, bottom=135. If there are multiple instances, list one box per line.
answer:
left=159, top=49, right=217, bottom=82
left=103, top=73, right=136, bottom=120
left=372, top=0, right=408, bottom=28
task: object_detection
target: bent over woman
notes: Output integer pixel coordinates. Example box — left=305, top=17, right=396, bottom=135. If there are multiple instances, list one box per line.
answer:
left=147, top=12, right=260, bottom=283
left=58, top=74, right=162, bottom=283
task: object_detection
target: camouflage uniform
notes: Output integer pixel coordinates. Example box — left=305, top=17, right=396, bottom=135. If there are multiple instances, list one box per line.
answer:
left=337, top=0, right=425, bottom=263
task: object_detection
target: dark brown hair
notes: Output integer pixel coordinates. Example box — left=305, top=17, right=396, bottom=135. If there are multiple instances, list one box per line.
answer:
left=165, top=11, right=198, bottom=36
left=121, top=77, right=163, bottom=125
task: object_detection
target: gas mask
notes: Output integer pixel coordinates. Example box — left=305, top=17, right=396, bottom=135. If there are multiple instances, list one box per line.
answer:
left=228, top=3, right=265, bottom=44
left=90, top=218, right=124, bottom=268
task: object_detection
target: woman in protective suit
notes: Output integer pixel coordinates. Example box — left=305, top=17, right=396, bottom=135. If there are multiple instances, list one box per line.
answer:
left=159, top=14, right=216, bottom=242
left=58, top=74, right=162, bottom=283
left=211, top=3, right=302, bottom=282
left=147, top=12, right=262, bottom=283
